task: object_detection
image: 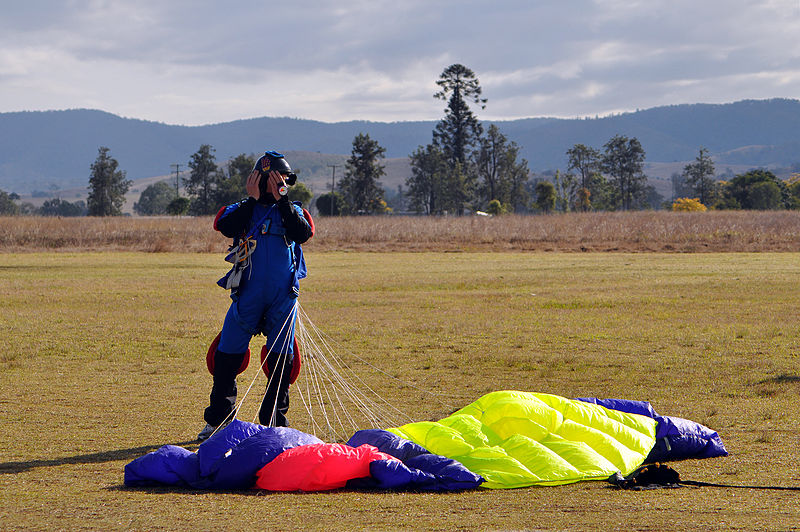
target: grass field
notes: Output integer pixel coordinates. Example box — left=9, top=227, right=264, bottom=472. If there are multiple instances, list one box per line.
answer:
left=1, top=251, right=799, bottom=530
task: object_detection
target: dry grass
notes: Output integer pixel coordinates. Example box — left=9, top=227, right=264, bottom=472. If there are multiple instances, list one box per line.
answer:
left=0, top=216, right=223, bottom=253
left=2, top=210, right=800, bottom=253
left=313, top=211, right=800, bottom=252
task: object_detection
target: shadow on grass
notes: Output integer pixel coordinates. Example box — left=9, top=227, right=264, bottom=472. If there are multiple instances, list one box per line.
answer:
left=105, top=484, right=267, bottom=495
left=0, top=440, right=198, bottom=475
left=107, top=483, right=407, bottom=495
left=759, top=373, right=800, bottom=384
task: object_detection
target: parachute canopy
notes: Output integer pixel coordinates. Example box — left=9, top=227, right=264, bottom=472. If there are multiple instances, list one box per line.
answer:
left=124, top=391, right=726, bottom=492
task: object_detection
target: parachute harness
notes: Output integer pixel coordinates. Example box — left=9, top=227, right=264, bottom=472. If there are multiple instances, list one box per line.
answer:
left=218, top=205, right=296, bottom=295
left=220, top=234, right=257, bottom=292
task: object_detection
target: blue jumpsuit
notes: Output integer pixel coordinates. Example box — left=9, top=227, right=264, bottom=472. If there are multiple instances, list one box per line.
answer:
left=204, top=195, right=312, bottom=428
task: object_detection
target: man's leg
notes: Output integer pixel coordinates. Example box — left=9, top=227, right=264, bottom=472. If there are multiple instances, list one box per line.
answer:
left=259, top=350, right=294, bottom=427
left=258, top=296, right=298, bottom=427
left=203, top=349, right=246, bottom=427
left=200, top=300, right=255, bottom=439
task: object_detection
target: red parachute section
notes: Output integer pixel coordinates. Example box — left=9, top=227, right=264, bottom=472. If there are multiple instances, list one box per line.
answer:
left=254, top=443, right=396, bottom=491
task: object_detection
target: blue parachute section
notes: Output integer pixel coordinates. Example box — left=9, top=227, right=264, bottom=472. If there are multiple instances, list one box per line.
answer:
left=124, top=393, right=727, bottom=491
left=124, top=420, right=483, bottom=491
left=124, top=421, right=324, bottom=490
left=345, top=429, right=486, bottom=491
left=574, top=398, right=728, bottom=462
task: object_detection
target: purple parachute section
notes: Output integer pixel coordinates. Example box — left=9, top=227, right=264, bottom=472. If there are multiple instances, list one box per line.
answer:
left=345, top=429, right=485, bottom=491
left=575, top=397, right=728, bottom=462
left=124, top=421, right=323, bottom=490
left=124, top=420, right=483, bottom=491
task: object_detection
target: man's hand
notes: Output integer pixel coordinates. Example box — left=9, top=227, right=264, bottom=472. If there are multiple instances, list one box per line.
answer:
left=266, top=171, right=287, bottom=201
left=246, top=170, right=261, bottom=200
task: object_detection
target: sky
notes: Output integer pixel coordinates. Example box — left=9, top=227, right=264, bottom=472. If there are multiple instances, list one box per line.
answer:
left=2, top=0, right=800, bottom=126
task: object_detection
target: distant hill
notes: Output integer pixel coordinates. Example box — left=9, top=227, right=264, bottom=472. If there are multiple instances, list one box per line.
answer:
left=0, top=110, right=436, bottom=195
left=2, top=99, right=800, bottom=198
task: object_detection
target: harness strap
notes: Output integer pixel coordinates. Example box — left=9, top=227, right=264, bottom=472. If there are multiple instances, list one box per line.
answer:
left=260, top=217, right=287, bottom=237
left=219, top=203, right=301, bottom=297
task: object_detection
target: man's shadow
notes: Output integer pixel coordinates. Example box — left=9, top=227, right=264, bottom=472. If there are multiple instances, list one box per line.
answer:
left=0, top=440, right=198, bottom=475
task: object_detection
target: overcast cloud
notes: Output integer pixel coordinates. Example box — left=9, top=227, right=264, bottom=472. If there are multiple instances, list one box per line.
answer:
left=1, top=0, right=799, bottom=125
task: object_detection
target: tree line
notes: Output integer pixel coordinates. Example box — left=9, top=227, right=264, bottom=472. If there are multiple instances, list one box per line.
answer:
left=670, top=148, right=800, bottom=210
left=0, top=146, right=316, bottom=217
left=314, top=64, right=535, bottom=216
left=2, top=64, right=800, bottom=217
left=0, top=146, right=131, bottom=216
left=312, top=64, right=800, bottom=216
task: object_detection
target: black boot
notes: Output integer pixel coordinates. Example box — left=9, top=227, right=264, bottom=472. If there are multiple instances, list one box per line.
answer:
left=259, top=351, right=294, bottom=427
left=203, top=349, right=246, bottom=427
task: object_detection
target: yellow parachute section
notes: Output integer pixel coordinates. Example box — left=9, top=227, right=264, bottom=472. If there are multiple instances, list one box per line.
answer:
left=389, top=390, right=658, bottom=489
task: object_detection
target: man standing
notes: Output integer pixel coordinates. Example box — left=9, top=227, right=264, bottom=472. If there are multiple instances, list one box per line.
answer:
left=198, top=151, right=313, bottom=441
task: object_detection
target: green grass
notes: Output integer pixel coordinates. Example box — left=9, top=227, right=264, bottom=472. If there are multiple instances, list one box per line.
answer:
left=1, top=252, right=799, bottom=530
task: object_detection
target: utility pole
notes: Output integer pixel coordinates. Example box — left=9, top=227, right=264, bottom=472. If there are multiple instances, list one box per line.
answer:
left=170, top=163, right=181, bottom=197
left=327, top=164, right=341, bottom=193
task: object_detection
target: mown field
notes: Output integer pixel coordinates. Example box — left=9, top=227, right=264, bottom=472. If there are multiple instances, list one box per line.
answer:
left=1, top=247, right=798, bottom=530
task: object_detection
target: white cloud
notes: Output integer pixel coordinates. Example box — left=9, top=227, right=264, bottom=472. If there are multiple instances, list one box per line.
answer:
left=1, top=1, right=799, bottom=124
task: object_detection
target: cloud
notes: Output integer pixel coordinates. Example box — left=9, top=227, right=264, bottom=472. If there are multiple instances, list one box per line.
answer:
left=1, top=1, right=799, bottom=124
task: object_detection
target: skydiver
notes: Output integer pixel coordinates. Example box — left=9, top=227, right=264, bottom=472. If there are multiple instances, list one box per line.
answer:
left=198, top=151, right=314, bottom=441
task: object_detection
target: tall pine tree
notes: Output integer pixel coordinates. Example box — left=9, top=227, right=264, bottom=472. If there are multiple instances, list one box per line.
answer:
left=338, top=133, right=387, bottom=214
left=87, top=146, right=131, bottom=216
left=428, top=64, right=487, bottom=213
left=433, top=64, right=486, bottom=168
left=184, top=144, right=221, bottom=215
left=601, top=135, right=647, bottom=211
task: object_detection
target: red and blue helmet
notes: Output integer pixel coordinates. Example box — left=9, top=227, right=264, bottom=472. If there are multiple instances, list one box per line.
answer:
left=254, top=150, right=297, bottom=185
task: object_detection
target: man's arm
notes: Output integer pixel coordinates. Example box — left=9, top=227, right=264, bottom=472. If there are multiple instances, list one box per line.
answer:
left=276, top=197, right=313, bottom=244
left=261, top=169, right=313, bottom=244
left=213, top=197, right=256, bottom=238
left=213, top=169, right=264, bottom=237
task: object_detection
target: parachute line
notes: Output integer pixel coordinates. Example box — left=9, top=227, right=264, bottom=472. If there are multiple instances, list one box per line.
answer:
left=219, top=301, right=459, bottom=442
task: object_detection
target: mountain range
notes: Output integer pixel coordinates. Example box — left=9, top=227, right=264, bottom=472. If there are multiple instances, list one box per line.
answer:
left=2, top=98, right=799, bottom=200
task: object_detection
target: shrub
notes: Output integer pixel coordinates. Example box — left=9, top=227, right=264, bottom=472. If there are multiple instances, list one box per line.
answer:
left=166, top=197, right=191, bottom=216
left=672, top=198, right=707, bottom=212
left=487, top=199, right=510, bottom=215
left=315, top=192, right=344, bottom=216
